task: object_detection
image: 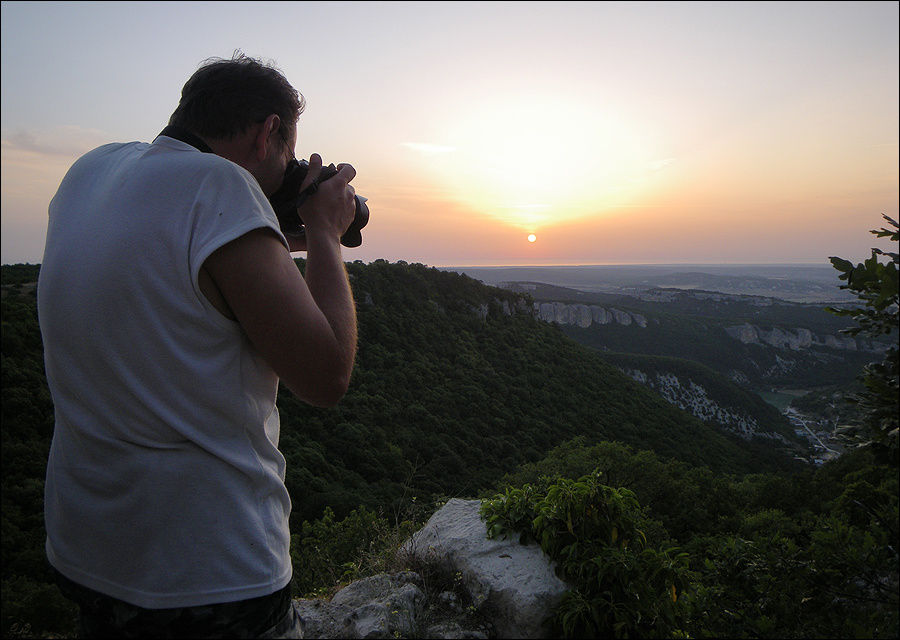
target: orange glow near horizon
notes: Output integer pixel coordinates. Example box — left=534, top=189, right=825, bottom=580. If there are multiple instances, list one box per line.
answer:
left=406, top=95, right=667, bottom=232
left=1, top=3, right=896, bottom=267
left=355, top=161, right=897, bottom=267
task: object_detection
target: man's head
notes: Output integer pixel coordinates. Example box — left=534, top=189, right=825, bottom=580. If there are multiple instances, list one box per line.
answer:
left=168, top=52, right=304, bottom=195
left=169, top=52, right=304, bottom=142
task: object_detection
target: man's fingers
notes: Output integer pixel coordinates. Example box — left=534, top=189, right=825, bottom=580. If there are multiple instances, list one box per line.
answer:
left=294, top=154, right=357, bottom=238
left=335, top=163, right=356, bottom=183
left=300, top=153, right=324, bottom=192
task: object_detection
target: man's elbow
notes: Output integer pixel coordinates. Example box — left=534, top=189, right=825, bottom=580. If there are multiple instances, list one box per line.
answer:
left=287, top=370, right=352, bottom=408
left=309, top=377, right=351, bottom=408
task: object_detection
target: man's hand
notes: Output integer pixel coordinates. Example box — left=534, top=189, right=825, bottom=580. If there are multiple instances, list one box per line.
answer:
left=295, top=153, right=356, bottom=245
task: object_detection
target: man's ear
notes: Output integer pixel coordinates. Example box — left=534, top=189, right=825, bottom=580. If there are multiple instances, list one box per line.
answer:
left=252, top=113, right=281, bottom=162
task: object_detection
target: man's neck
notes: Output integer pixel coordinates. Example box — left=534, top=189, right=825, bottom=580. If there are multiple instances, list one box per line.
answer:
left=159, top=125, right=214, bottom=154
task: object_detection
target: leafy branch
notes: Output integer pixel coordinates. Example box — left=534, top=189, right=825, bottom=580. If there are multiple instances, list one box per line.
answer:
left=827, top=215, right=899, bottom=465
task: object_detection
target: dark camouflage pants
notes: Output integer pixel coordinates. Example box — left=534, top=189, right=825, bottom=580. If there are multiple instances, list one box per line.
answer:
left=54, top=569, right=302, bottom=638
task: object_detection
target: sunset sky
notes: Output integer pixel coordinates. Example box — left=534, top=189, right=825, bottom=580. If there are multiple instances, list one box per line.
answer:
left=2, top=1, right=897, bottom=267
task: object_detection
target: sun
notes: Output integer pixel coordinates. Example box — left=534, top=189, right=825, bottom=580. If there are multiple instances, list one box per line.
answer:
left=527, top=234, right=537, bottom=243
left=420, top=95, right=655, bottom=230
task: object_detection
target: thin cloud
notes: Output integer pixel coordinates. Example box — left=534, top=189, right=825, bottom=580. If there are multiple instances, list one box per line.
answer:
left=1, top=126, right=111, bottom=157
left=401, top=142, right=456, bottom=155
left=647, top=157, right=676, bottom=172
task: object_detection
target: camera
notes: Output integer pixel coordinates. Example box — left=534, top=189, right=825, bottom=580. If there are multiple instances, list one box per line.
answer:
left=268, top=159, right=369, bottom=248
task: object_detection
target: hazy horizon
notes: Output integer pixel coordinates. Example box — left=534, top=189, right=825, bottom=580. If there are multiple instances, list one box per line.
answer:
left=3, top=2, right=897, bottom=266
left=437, top=261, right=840, bottom=268
left=0, top=259, right=841, bottom=268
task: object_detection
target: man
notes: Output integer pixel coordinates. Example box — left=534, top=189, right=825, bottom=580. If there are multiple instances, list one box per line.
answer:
left=37, top=53, right=358, bottom=637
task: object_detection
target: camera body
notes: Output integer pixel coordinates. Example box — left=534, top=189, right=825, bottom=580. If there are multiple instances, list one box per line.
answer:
left=268, top=159, right=369, bottom=248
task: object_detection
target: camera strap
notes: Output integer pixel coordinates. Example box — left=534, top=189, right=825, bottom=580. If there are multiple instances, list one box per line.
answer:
left=157, top=125, right=214, bottom=154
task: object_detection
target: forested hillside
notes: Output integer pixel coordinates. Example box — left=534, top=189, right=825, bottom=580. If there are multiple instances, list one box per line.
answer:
left=2, top=260, right=894, bottom=638
left=276, top=260, right=800, bottom=524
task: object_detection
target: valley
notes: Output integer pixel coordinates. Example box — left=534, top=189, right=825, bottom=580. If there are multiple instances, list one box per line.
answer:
left=444, top=263, right=882, bottom=465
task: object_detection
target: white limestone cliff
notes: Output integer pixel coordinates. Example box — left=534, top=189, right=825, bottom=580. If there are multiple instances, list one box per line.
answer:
left=621, top=368, right=788, bottom=443
left=724, top=323, right=871, bottom=352
left=534, top=302, right=646, bottom=329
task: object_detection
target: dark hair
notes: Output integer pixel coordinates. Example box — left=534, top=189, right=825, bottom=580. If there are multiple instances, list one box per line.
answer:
left=168, top=52, right=305, bottom=140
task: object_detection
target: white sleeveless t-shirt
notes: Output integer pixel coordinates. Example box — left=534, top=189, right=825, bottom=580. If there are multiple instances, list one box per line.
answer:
left=38, top=135, right=293, bottom=608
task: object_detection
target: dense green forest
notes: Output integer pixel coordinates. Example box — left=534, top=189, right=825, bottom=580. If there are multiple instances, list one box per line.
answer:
left=2, top=260, right=896, bottom=637
left=481, top=439, right=897, bottom=638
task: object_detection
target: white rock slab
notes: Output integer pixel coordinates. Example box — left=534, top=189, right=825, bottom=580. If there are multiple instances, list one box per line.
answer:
left=403, top=498, right=569, bottom=639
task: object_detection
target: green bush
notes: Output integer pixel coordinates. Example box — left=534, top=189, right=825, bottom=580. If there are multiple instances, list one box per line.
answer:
left=289, top=496, right=437, bottom=597
left=290, top=505, right=390, bottom=596
left=481, top=471, right=690, bottom=638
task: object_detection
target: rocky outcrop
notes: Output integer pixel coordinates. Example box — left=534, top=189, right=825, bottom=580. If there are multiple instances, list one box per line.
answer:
left=724, top=323, right=878, bottom=352
left=535, top=302, right=646, bottom=328
left=404, top=499, right=569, bottom=639
left=294, top=572, right=427, bottom=639
left=294, top=499, right=569, bottom=639
left=823, top=334, right=859, bottom=350
left=473, top=297, right=533, bottom=321
left=622, top=369, right=788, bottom=442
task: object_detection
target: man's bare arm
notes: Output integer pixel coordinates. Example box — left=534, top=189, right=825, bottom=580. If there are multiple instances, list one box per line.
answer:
left=202, top=228, right=357, bottom=407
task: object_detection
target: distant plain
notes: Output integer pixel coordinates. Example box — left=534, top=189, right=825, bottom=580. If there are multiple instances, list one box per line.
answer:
left=441, top=263, right=855, bottom=304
